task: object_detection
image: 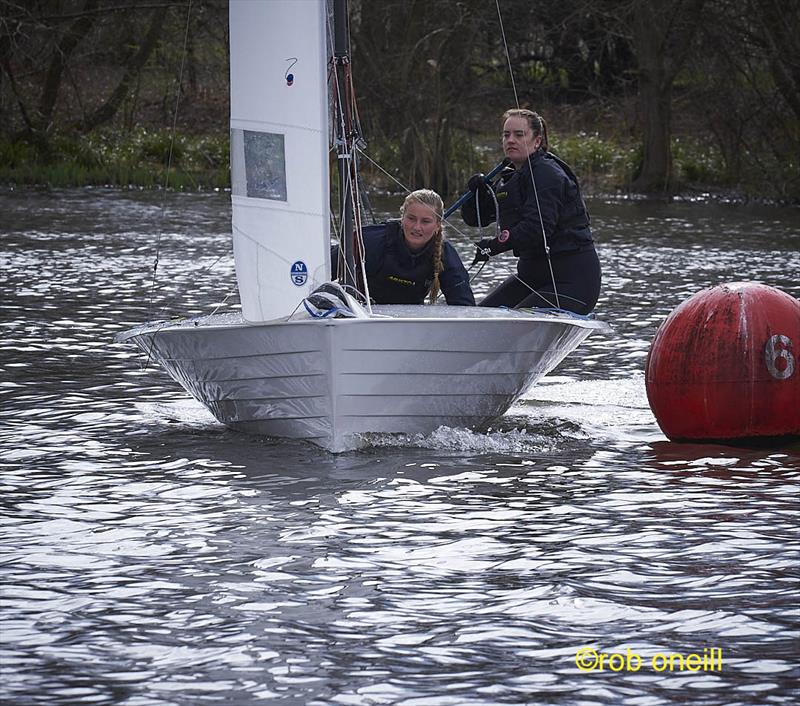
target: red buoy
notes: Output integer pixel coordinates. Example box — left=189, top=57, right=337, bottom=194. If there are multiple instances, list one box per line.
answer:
left=646, top=282, right=800, bottom=442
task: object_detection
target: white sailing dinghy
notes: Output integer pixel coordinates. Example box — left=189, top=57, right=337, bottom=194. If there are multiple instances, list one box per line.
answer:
left=117, top=0, right=606, bottom=453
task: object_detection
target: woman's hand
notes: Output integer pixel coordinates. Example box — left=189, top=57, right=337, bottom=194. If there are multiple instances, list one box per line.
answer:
left=471, top=237, right=502, bottom=265
left=467, top=173, right=492, bottom=198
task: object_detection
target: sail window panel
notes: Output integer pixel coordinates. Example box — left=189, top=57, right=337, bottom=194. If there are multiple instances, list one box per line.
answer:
left=230, top=128, right=287, bottom=201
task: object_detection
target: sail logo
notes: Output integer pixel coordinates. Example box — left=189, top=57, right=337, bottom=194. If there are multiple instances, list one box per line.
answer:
left=290, top=261, right=308, bottom=286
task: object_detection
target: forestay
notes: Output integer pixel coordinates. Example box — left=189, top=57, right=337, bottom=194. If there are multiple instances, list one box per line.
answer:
left=229, top=0, right=330, bottom=322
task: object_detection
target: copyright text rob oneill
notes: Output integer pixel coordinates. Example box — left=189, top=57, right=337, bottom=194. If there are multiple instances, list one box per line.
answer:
left=575, top=647, right=723, bottom=673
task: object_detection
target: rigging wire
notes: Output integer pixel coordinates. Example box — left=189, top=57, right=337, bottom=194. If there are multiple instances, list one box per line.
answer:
left=140, top=0, right=194, bottom=371
left=327, top=12, right=354, bottom=285
left=341, top=30, right=376, bottom=225
left=330, top=65, right=358, bottom=291
left=326, top=5, right=485, bottom=308
left=494, top=0, right=561, bottom=309
left=140, top=250, right=233, bottom=370
left=147, top=0, right=193, bottom=320
left=356, top=148, right=408, bottom=192
left=327, top=8, right=373, bottom=312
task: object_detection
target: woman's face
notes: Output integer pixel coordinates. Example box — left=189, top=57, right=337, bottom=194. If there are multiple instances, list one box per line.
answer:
left=502, top=116, right=541, bottom=167
left=401, top=201, right=440, bottom=252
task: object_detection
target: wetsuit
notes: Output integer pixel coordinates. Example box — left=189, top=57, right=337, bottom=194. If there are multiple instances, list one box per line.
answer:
left=461, top=149, right=601, bottom=314
left=332, top=220, right=475, bottom=306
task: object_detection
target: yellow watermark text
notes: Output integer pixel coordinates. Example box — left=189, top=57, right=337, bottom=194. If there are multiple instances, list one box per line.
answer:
left=575, top=647, right=723, bottom=673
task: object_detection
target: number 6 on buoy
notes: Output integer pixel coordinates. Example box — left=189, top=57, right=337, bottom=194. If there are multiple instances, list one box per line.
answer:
left=765, top=334, right=795, bottom=380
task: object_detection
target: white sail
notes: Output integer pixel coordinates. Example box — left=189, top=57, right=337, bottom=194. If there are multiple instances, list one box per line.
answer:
left=229, top=0, right=330, bottom=322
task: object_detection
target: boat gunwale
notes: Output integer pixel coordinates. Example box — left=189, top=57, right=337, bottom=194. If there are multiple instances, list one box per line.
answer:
left=116, top=309, right=609, bottom=342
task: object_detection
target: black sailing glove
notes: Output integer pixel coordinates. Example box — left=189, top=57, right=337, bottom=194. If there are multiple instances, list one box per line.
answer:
left=472, top=237, right=503, bottom=265
left=467, top=173, right=493, bottom=199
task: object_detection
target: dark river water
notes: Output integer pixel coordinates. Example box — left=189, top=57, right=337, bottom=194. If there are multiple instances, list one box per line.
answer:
left=1, top=188, right=799, bottom=705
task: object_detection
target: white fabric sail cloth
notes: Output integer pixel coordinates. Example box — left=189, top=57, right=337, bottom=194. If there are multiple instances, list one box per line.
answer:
left=229, top=0, right=330, bottom=322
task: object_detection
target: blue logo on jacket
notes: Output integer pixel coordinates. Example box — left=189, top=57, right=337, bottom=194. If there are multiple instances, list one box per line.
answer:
left=290, top=261, right=308, bottom=286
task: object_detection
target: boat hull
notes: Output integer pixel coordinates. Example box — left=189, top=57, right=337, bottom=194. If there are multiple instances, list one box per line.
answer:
left=118, top=306, right=603, bottom=452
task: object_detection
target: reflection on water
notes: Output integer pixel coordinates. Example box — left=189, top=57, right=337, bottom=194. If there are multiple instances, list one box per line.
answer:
left=1, top=189, right=799, bottom=705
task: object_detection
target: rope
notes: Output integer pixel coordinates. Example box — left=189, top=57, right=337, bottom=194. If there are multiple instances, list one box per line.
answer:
left=139, top=0, right=194, bottom=371
left=204, top=282, right=239, bottom=319
left=357, top=148, right=409, bottom=193
left=466, top=262, right=587, bottom=309
left=149, top=250, right=233, bottom=324
left=328, top=9, right=374, bottom=314
left=468, top=260, right=488, bottom=285
left=494, top=0, right=561, bottom=309
left=147, top=0, right=193, bottom=320
left=508, top=272, right=587, bottom=308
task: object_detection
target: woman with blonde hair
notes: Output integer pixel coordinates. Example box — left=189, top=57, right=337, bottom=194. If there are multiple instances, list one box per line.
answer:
left=334, top=188, right=475, bottom=305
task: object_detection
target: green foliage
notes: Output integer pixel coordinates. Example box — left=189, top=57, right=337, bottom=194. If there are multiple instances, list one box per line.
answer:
left=0, top=140, right=37, bottom=169
left=672, top=136, right=726, bottom=186
left=135, top=130, right=185, bottom=165
left=737, top=147, right=800, bottom=203
left=550, top=132, right=756, bottom=195
left=0, top=129, right=230, bottom=190
left=550, top=132, right=638, bottom=180
left=50, top=134, right=104, bottom=169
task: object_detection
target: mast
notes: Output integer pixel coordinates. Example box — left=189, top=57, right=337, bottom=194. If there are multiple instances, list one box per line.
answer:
left=333, top=0, right=356, bottom=290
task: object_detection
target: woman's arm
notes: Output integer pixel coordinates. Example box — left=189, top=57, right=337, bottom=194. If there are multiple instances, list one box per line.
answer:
left=438, top=242, right=476, bottom=305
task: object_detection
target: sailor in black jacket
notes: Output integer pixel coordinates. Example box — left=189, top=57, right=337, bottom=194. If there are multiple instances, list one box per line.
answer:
left=462, top=109, right=601, bottom=315
left=334, top=189, right=475, bottom=306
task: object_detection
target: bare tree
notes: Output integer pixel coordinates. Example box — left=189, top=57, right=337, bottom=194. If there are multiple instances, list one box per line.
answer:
left=688, top=0, right=800, bottom=198
left=628, top=0, right=706, bottom=193
left=0, top=1, right=185, bottom=151
left=77, top=4, right=168, bottom=132
left=752, top=0, right=800, bottom=122
left=353, top=0, right=489, bottom=195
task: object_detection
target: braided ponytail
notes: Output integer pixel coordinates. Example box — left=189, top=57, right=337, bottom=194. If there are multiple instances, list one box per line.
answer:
left=429, top=227, right=444, bottom=304
left=537, top=114, right=549, bottom=152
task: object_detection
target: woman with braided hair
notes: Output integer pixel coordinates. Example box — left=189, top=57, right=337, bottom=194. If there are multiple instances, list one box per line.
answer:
left=461, top=109, right=601, bottom=315
left=333, top=189, right=475, bottom=306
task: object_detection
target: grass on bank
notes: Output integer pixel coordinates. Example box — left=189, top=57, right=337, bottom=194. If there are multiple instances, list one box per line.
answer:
left=0, top=126, right=770, bottom=199
left=0, top=128, right=229, bottom=190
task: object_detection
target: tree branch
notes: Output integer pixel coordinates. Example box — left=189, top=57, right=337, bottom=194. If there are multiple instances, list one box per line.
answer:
left=77, top=4, right=169, bottom=133
left=38, top=0, right=100, bottom=133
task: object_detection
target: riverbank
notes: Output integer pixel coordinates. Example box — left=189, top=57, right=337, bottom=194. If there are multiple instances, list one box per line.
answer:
left=0, top=126, right=789, bottom=204
left=0, top=129, right=229, bottom=192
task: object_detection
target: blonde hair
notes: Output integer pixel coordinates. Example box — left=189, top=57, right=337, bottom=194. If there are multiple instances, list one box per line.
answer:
left=401, top=189, right=444, bottom=304
left=502, top=108, right=548, bottom=151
